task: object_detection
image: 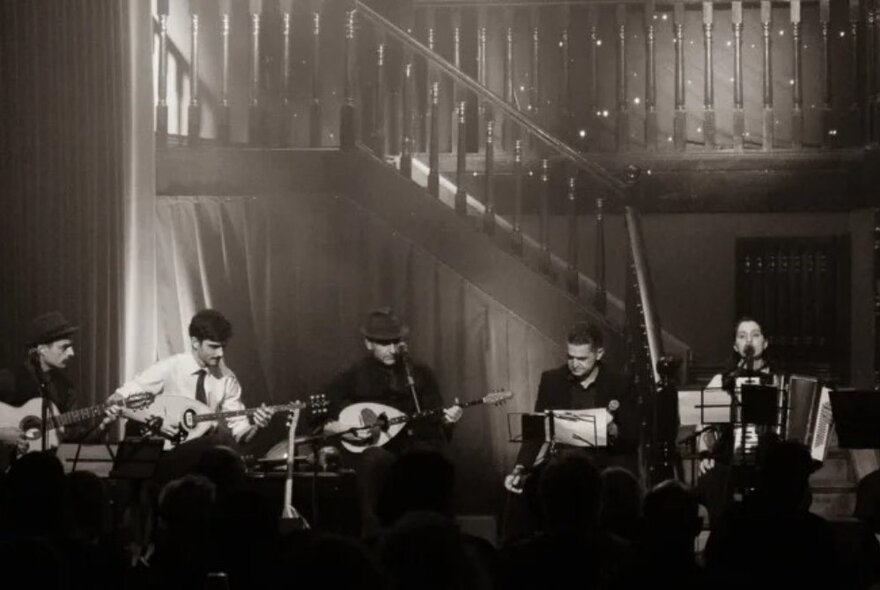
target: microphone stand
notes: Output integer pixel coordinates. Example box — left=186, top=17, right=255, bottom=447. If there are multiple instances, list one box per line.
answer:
left=397, top=344, right=421, bottom=414
left=30, top=353, right=52, bottom=452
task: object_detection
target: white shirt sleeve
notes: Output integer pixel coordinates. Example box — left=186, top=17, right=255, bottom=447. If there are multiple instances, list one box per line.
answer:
left=219, top=373, right=251, bottom=440
left=115, top=357, right=174, bottom=398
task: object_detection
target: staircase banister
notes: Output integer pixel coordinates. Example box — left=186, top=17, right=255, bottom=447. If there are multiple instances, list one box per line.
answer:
left=353, top=0, right=626, bottom=195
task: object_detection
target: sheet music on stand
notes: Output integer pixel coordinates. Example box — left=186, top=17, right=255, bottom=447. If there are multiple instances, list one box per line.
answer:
left=507, top=409, right=609, bottom=448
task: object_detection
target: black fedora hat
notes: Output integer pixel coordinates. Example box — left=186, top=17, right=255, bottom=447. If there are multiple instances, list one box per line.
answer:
left=27, top=311, right=78, bottom=346
left=360, top=307, right=409, bottom=341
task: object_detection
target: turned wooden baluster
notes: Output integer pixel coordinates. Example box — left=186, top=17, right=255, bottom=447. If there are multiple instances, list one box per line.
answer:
left=248, top=0, right=263, bottom=146
left=309, top=0, right=323, bottom=147
left=616, top=4, right=628, bottom=152
left=502, top=7, right=516, bottom=151
left=511, top=140, right=524, bottom=255
left=374, top=34, right=387, bottom=157
left=280, top=0, right=293, bottom=146
left=761, top=0, right=774, bottom=151
left=850, top=0, right=862, bottom=143
left=451, top=8, right=463, bottom=155
left=157, top=0, right=169, bottom=146
left=483, top=119, right=496, bottom=235
left=673, top=2, right=686, bottom=152
left=218, top=0, right=232, bottom=144
left=188, top=0, right=201, bottom=144
left=588, top=5, right=599, bottom=149
left=873, top=1, right=880, bottom=142
left=820, top=0, right=832, bottom=147
left=645, top=0, right=658, bottom=151
left=400, top=12, right=415, bottom=176
left=539, top=158, right=551, bottom=274
left=732, top=1, right=744, bottom=150
left=594, top=195, right=607, bottom=314
left=702, top=2, right=715, bottom=148
left=419, top=7, right=436, bottom=153
left=428, top=81, right=440, bottom=198
left=529, top=6, right=540, bottom=120
left=477, top=6, right=489, bottom=150
left=560, top=4, right=572, bottom=142
left=874, top=208, right=880, bottom=387
left=866, top=0, right=877, bottom=143
left=791, top=0, right=803, bottom=149
left=455, top=100, right=467, bottom=215
left=566, top=174, right=579, bottom=295
left=340, top=2, right=356, bottom=150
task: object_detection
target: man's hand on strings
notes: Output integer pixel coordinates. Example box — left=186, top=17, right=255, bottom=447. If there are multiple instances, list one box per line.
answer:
left=251, top=404, right=274, bottom=429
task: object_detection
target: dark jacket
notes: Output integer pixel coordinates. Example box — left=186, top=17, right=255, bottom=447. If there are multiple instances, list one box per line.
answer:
left=515, top=365, right=637, bottom=472
left=323, top=357, right=448, bottom=454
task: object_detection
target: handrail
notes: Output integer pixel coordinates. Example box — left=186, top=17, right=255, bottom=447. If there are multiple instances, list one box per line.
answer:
left=413, top=0, right=823, bottom=7
left=354, top=0, right=627, bottom=195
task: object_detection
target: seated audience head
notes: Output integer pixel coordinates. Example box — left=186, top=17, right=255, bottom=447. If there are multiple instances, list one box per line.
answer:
left=756, top=439, right=815, bottom=511
left=377, top=448, right=455, bottom=526
left=194, top=444, right=247, bottom=496
left=854, top=469, right=880, bottom=534
left=643, top=479, right=702, bottom=542
left=2, top=451, right=66, bottom=535
left=566, top=322, right=605, bottom=380
left=65, top=470, right=108, bottom=541
left=538, top=450, right=602, bottom=532
left=599, top=466, right=642, bottom=540
left=189, top=309, right=233, bottom=368
left=158, top=474, right=216, bottom=534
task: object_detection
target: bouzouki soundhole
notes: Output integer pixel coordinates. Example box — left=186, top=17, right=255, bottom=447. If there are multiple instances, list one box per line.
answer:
left=20, top=416, right=43, bottom=440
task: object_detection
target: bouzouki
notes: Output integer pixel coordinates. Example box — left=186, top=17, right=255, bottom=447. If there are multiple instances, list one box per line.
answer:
left=337, top=390, right=512, bottom=454
left=0, top=392, right=156, bottom=453
left=123, top=394, right=329, bottom=449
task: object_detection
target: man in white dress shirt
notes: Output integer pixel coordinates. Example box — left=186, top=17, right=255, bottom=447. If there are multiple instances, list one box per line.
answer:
left=108, top=309, right=271, bottom=443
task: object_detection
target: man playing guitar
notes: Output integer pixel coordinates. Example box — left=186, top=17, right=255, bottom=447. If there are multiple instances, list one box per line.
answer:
left=106, top=309, right=273, bottom=444
left=0, top=311, right=80, bottom=466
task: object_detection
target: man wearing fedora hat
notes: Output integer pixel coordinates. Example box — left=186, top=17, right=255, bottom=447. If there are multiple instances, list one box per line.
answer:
left=319, top=307, right=462, bottom=535
left=0, top=311, right=79, bottom=463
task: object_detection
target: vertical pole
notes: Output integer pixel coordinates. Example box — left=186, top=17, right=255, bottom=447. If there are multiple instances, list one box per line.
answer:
left=539, top=158, right=551, bottom=274
left=188, top=0, right=202, bottom=145
left=218, top=0, right=231, bottom=144
left=566, top=174, right=579, bottom=295
left=702, top=1, right=715, bottom=148
left=156, top=0, right=169, bottom=146
left=310, top=0, right=324, bottom=147
left=248, top=0, right=263, bottom=146
left=502, top=7, right=516, bottom=151
left=594, top=195, right=607, bottom=314
left=792, top=0, right=803, bottom=149
left=761, top=0, right=774, bottom=151
left=455, top=100, right=467, bottom=215
left=645, top=0, right=658, bottom=151
left=732, top=1, right=744, bottom=150
left=340, top=2, right=357, bottom=150
left=428, top=81, right=440, bottom=198
left=673, top=3, right=686, bottom=152
left=280, top=0, right=293, bottom=147
left=820, top=0, right=832, bottom=148
left=483, top=119, right=496, bottom=235
left=616, top=4, right=629, bottom=152
left=560, top=4, right=572, bottom=141
left=374, top=35, right=387, bottom=157
left=512, top=140, right=524, bottom=255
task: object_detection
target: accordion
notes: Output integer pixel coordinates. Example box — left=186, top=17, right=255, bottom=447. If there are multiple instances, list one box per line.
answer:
left=786, top=375, right=833, bottom=462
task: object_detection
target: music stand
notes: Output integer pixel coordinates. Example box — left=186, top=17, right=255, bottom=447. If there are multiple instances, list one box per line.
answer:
left=108, top=438, right=164, bottom=480
left=507, top=410, right=604, bottom=453
left=829, top=391, right=880, bottom=450
left=740, top=384, right=780, bottom=426
left=56, top=443, right=118, bottom=477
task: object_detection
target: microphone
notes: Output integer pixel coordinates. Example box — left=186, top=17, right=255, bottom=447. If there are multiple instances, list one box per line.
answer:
left=395, top=342, right=409, bottom=357
left=743, top=343, right=755, bottom=374
left=744, top=344, right=755, bottom=358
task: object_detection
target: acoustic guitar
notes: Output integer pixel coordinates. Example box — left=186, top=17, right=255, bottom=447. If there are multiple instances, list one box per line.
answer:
left=0, top=392, right=156, bottom=453
left=123, top=394, right=329, bottom=449
left=337, top=390, right=512, bottom=454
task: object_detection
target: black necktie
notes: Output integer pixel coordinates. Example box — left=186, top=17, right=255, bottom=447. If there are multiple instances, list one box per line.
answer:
left=195, top=369, right=207, bottom=405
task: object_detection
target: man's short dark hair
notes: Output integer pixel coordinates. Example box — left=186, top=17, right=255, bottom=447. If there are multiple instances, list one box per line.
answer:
left=189, top=309, right=233, bottom=343
left=567, top=322, right=604, bottom=349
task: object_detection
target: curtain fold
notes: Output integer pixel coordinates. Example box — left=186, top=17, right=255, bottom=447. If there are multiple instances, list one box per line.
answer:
left=0, top=0, right=126, bottom=406
left=155, top=192, right=562, bottom=513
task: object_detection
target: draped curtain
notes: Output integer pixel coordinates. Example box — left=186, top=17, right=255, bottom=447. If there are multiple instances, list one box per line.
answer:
left=156, top=192, right=564, bottom=514
left=0, top=0, right=128, bottom=407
